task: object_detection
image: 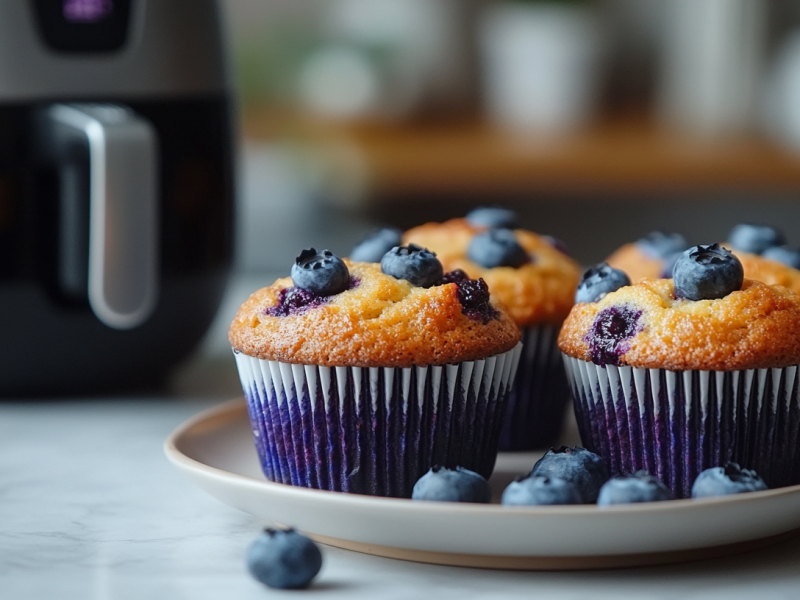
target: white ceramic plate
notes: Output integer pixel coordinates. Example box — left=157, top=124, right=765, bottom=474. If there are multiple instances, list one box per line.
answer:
left=165, top=399, right=800, bottom=570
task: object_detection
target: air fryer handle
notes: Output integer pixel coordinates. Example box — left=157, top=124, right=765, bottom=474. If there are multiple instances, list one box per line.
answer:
left=45, top=104, right=159, bottom=330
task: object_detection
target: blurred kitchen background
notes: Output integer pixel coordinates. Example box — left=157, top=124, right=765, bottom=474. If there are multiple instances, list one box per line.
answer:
left=187, top=0, right=800, bottom=388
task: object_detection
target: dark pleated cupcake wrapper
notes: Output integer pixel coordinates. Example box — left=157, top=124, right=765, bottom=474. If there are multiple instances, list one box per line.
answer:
left=563, top=355, right=800, bottom=498
left=498, top=325, right=571, bottom=451
left=234, top=343, right=522, bottom=498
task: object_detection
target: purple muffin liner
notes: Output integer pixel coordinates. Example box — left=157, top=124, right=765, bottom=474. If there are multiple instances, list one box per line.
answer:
left=498, top=325, right=570, bottom=451
left=563, top=355, right=800, bottom=498
left=234, top=343, right=522, bottom=498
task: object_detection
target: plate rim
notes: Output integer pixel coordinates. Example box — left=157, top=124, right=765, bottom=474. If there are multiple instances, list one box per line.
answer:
left=164, top=397, right=800, bottom=516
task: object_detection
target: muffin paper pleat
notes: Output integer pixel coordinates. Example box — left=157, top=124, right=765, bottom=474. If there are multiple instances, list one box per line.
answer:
left=498, top=325, right=571, bottom=451
left=235, top=343, right=522, bottom=498
left=563, top=355, right=800, bottom=498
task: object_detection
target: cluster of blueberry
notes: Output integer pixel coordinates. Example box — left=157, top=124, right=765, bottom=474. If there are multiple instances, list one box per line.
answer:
left=411, top=447, right=768, bottom=507
left=577, top=244, right=745, bottom=304
left=729, top=223, right=800, bottom=268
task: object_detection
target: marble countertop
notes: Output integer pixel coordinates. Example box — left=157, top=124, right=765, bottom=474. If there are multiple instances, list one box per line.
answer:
left=6, top=358, right=800, bottom=600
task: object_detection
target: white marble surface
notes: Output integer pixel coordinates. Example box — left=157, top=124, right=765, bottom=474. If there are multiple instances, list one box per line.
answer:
left=6, top=365, right=800, bottom=600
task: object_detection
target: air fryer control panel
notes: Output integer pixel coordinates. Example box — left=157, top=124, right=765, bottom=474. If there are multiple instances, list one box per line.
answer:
left=33, top=0, right=133, bottom=53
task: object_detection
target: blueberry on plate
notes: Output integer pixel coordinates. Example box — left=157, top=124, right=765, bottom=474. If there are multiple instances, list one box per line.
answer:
left=728, top=223, right=785, bottom=255
left=672, top=244, right=743, bottom=301
left=530, top=446, right=609, bottom=503
left=247, top=528, right=323, bottom=589
left=350, top=227, right=403, bottom=263
left=575, top=263, right=630, bottom=304
left=636, top=231, right=688, bottom=259
left=468, top=228, right=528, bottom=269
left=762, top=246, right=800, bottom=270
left=691, top=463, right=768, bottom=499
left=597, top=471, right=673, bottom=506
left=291, top=249, right=350, bottom=296
left=466, top=206, right=518, bottom=229
left=501, top=475, right=582, bottom=506
left=411, top=466, right=491, bottom=503
left=381, top=244, right=443, bottom=288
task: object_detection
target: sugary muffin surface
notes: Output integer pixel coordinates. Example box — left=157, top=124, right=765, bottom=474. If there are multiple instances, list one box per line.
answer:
left=605, top=243, right=664, bottom=283
left=403, top=219, right=580, bottom=326
left=733, top=251, right=800, bottom=295
left=229, top=261, right=520, bottom=367
left=558, top=278, right=800, bottom=371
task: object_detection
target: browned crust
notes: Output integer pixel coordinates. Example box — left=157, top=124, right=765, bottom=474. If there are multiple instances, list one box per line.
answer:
left=403, top=219, right=580, bottom=327
left=228, top=261, right=521, bottom=368
left=605, top=243, right=665, bottom=283
left=558, top=278, right=800, bottom=371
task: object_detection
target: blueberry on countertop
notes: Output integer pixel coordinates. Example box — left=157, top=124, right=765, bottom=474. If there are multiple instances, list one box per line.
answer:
left=247, top=528, right=323, bottom=589
left=291, top=249, right=350, bottom=296
left=411, top=466, right=491, bottom=503
left=381, top=244, right=443, bottom=287
left=466, top=206, right=518, bottom=229
left=350, top=227, right=403, bottom=263
left=762, top=246, right=800, bottom=270
left=501, top=475, right=582, bottom=506
left=575, top=263, right=630, bottom=304
left=728, top=223, right=785, bottom=255
left=597, top=471, right=673, bottom=506
left=468, top=228, right=529, bottom=269
left=530, top=446, right=608, bottom=503
left=672, top=244, right=743, bottom=301
left=691, top=463, right=768, bottom=499
left=636, top=231, right=688, bottom=259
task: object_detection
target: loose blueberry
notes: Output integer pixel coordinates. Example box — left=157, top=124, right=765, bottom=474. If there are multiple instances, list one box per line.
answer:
left=575, top=263, right=631, bottom=304
left=762, top=246, right=800, bottom=270
left=597, top=471, right=673, bottom=506
left=530, top=446, right=609, bottom=503
left=411, top=466, right=491, bottom=503
left=672, top=244, right=744, bottom=301
left=350, top=227, right=403, bottom=263
left=380, top=244, right=443, bottom=287
left=636, top=231, right=688, bottom=259
left=466, top=206, right=518, bottom=229
left=468, top=228, right=529, bottom=269
left=291, top=249, right=350, bottom=296
left=728, top=223, right=785, bottom=255
left=247, top=528, right=323, bottom=590
left=691, top=463, right=768, bottom=499
left=501, top=475, right=582, bottom=506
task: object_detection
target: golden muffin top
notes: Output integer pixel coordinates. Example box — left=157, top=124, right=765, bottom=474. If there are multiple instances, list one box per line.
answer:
left=733, top=251, right=800, bottom=295
left=229, top=260, right=520, bottom=368
left=558, top=278, right=800, bottom=371
left=605, top=243, right=666, bottom=283
left=403, top=218, right=580, bottom=327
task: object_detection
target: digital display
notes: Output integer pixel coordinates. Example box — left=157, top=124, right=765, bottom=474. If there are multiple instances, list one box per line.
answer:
left=33, top=0, right=131, bottom=53
left=63, top=0, right=114, bottom=24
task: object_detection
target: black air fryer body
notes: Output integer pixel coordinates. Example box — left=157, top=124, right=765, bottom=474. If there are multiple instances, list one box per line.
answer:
left=0, top=0, right=234, bottom=394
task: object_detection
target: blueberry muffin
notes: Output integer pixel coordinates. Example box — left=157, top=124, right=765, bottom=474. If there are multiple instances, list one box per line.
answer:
left=403, top=209, right=580, bottom=450
left=605, top=231, right=688, bottom=283
left=230, top=247, right=522, bottom=497
left=559, top=244, right=800, bottom=497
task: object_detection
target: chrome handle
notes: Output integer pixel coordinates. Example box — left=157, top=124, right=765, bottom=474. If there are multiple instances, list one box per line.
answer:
left=46, top=104, right=159, bottom=330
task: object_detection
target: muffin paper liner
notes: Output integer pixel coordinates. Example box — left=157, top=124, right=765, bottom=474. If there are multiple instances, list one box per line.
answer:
left=498, top=325, right=570, bottom=451
left=234, top=343, right=522, bottom=498
left=563, top=355, right=800, bottom=498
